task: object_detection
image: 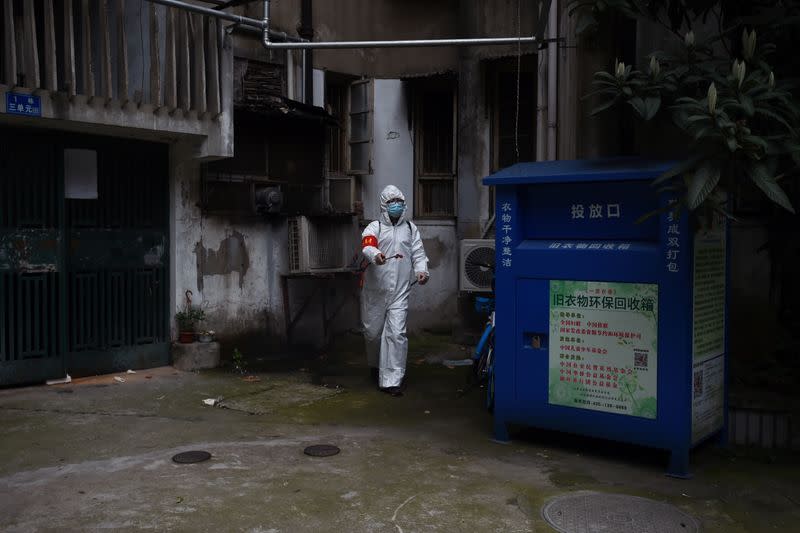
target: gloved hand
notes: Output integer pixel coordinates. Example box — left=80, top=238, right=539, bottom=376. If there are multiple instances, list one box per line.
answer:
left=416, top=272, right=429, bottom=285
left=375, top=253, right=387, bottom=265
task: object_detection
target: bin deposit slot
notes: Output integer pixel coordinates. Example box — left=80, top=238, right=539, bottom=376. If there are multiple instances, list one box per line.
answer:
left=525, top=333, right=547, bottom=350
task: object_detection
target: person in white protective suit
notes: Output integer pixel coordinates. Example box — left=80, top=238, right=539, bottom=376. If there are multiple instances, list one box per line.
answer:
left=360, top=185, right=429, bottom=396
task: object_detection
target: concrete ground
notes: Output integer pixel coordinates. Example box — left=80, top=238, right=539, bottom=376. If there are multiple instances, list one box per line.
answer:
left=1, top=333, right=799, bottom=532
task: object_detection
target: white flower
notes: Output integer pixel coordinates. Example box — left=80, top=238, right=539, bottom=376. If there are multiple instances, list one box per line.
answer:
left=615, top=60, right=626, bottom=79
left=742, top=29, right=757, bottom=60
left=649, top=56, right=660, bottom=77
left=685, top=31, right=695, bottom=48
left=707, top=83, right=717, bottom=114
left=732, top=60, right=746, bottom=88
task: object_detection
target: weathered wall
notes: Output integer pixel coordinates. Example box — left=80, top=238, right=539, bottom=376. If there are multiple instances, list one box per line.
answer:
left=456, top=0, right=542, bottom=239
left=458, top=0, right=541, bottom=61
left=264, top=0, right=460, bottom=78
left=250, top=0, right=541, bottom=78
left=170, top=142, right=287, bottom=358
left=170, top=142, right=359, bottom=358
left=365, top=80, right=414, bottom=220
left=456, top=57, right=491, bottom=240
left=408, top=223, right=460, bottom=333
left=557, top=8, right=624, bottom=160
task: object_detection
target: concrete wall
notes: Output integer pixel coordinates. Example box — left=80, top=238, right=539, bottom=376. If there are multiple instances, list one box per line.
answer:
left=365, top=80, right=414, bottom=219
left=170, top=142, right=360, bottom=358
left=410, top=222, right=459, bottom=333
left=456, top=58, right=492, bottom=240
left=169, top=143, right=288, bottom=358
left=263, top=0, right=460, bottom=78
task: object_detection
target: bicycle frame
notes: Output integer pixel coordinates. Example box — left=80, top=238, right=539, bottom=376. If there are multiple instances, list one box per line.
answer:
left=473, top=310, right=495, bottom=363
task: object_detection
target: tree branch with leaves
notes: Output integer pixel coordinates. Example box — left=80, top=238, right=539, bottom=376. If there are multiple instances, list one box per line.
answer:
left=570, top=0, right=800, bottom=215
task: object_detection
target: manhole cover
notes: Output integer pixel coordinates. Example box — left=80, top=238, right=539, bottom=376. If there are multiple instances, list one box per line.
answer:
left=304, top=444, right=340, bottom=457
left=172, top=450, right=212, bottom=464
left=542, top=492, right=700, bottom=533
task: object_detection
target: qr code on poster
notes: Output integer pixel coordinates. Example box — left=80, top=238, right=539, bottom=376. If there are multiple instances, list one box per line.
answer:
left=693, top=370, right=704, bottom=399
left=634, top=350, right=648, bottom=369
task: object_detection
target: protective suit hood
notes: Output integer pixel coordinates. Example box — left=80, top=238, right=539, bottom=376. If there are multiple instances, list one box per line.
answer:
left=379, top=185, right=407, bottom=225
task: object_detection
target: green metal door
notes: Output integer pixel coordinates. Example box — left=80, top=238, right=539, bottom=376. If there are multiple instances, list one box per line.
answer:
left=0, top=129, right=65, bottom=385
left=64, top=137, right=170, bottom=376
left=0, top=128, right=170, bottom=386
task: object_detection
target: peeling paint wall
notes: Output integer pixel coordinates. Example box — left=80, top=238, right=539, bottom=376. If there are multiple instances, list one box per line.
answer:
left=193, top=231, right=251, bottom=292
left=263, top=0, right=460, bottom=78
left=407, top=224, right=459, bottom=333
left=170, top=142, right=288, bottom=356
left=170, top=143, right=359, bottom=357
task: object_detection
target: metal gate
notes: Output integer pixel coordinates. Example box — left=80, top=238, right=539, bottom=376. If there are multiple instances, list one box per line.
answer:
left=0, top=128, right=169, bottom=386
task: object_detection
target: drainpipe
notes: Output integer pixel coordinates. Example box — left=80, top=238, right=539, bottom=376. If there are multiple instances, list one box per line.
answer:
left=546, top=0, right=558, bottom=160
left=535, top=5, right=548, bottom=163
left=300, top=0, right=314, bottom=105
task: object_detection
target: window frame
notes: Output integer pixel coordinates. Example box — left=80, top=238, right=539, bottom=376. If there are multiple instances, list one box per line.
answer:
left=325, top=81, right=348, bottom=178
left=347, top=79, right=374, bottom=175
left=414, top=78, right=458, bottom=219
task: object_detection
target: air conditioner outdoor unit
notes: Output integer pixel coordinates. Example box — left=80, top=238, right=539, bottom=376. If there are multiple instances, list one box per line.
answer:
left=459, top=239, right=495, bottom=293
left=254, top=186, right=284, bottom=215
left=328, top=176, right=356, bottom=213
left=288, top=216, right=358, bottom=273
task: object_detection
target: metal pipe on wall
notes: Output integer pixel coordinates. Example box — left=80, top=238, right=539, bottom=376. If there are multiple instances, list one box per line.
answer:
left=546, top=0, right=558, bottom=160
left=148, top=0, right=262, bottom=27
left=149, top=0, right=544, bottom=50
left=301, top=50, right=307, bottom=104
left=300, top=0, right=314, bottom=104
left=263, top=35, right=540, bottom=50
left=260, top=0, right=540, bottom=50
left=146, top=0, right=303, bottom=42
left=535, top=2, right=549, bottom=162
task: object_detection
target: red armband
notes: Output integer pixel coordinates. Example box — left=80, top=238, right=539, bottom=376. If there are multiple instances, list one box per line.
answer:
left=361, top=235, right=378, bottom=249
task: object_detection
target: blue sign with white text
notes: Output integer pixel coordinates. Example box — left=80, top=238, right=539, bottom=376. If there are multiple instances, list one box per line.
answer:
left=5, top=92, right=41, bottom=117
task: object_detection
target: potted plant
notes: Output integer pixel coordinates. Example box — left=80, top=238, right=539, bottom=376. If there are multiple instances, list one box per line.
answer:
left=175, top=306, right=206, bottom=344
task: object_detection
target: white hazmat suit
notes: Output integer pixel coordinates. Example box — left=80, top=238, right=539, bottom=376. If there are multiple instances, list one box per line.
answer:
left=360, top=185, right=429, bottom=390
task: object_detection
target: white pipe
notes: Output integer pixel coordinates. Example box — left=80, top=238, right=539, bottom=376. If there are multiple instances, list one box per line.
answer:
left=287, top=49, right=294, bottom=100
left=149, top=0, right=548, bottom=50
left=301, top=50, right=307, bottom=104
left=260, top=0, right=540, bottom=50
left=264, top=35, right=541, bottom=49
left=148, top=0, right=262, bottom=26
left=546, top=0, right=558, bottom=161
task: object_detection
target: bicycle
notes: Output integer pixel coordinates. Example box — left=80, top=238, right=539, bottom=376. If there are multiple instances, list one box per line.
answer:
left=467, top=259, right=496, bottom=412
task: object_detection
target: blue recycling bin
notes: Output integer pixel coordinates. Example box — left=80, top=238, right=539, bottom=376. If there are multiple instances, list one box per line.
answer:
left=483, top=158, right=729, bottom=477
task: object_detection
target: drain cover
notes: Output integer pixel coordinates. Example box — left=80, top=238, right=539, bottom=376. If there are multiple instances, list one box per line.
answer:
left=304, top=444, right=340, bottom=457
left=542, top=492, right=699, bottom=533
left=172, top=451, right=212, bottom=464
